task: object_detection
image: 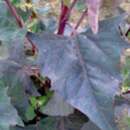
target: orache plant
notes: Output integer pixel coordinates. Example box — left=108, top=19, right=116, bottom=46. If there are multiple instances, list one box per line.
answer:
left=1, top=0, right=130, bottom=130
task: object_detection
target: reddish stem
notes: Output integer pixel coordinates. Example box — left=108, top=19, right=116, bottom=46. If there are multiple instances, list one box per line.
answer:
left=4, top=0, right=37, bottom=53
left=5, top=0, right=24, bottom=28
left=57, top=0, right=77, bottom=35
left=57, top=2, right=69, bottom=35
left=62, top=0, right=77, bottom=23
left=71, top=8, right=88, bottom=36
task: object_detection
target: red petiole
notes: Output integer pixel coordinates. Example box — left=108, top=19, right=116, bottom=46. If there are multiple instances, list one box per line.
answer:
left=5, top=0, right=24, bottom=28
left=71, top=8, right=88, bottom=36
left=57, top=1, right=69, bottom=35
left=4, top=0, right=37, bottom=54
left=57, top=0, right=77, bottom=35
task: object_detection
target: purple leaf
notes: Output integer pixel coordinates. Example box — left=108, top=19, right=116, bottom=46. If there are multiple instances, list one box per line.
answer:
left=0, top=41, right=39, bottom=121
left=28, top=15, right=130, bottom=130
left=41, top=92, right=74, bottom=116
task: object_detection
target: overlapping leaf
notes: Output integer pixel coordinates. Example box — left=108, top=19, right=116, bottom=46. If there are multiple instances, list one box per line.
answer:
left=41, top=92, right=74, bottom=116
left=0, top=80, right=23, bottom=130
left=28, top=14, right=130, bottom=130
left=0, top=40, right=39, bottom=121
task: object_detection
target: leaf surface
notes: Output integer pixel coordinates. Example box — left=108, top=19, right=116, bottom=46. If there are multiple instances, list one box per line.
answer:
left=0, top=80, right=23, bottom=130
left=0, top=41, right=39, bottom=121
left=41, top=92, right=74, bottom=116
left=28, top=15, right=130, bottom=130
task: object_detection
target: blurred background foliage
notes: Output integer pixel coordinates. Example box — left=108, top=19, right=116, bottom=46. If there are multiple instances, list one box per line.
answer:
left=10, top=0, right=90, bottom=34
left=10, top=0, right=130, bottom=34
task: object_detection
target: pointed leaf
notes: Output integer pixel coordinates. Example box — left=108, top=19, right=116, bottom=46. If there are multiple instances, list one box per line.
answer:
left=28, top=15, right=130, bottom=130
left=41, top=92, right=74, bottom=116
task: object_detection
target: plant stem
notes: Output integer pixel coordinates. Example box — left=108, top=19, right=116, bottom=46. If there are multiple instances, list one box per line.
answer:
left=4, top=0, right=37, bottom=52
left=71, top=8, right=88, bottom=36
left=57, top=0, right=77, bottom=35
left=4, top=0, right=24, bottom=28
left=62, top=0, right=78, bottom=23
left=57, top=1, right=69, bottom=35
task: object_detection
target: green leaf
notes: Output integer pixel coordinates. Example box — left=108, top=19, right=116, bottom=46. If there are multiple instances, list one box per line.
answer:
left=30, top=96, right=37, bottom=109
left=26, top=19, right=43, bottom=33
left=127, top=32, right=130, bottom=39
left=11, top=0, right=21, bottom=7
left=37, top=96, right=48, bottom=106
left=30, top=91, right=54, bottom=109
left=25, top=106, right=35, bottom=121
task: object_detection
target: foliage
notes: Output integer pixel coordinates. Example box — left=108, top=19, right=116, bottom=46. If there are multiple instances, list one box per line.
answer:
left=1, top=0, right=130, bottom=130
left=27, top=14, right=130, bottom=130
left=0, top=80, right=23, bottom=130
left=0, top=1, right=26, bottom=43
